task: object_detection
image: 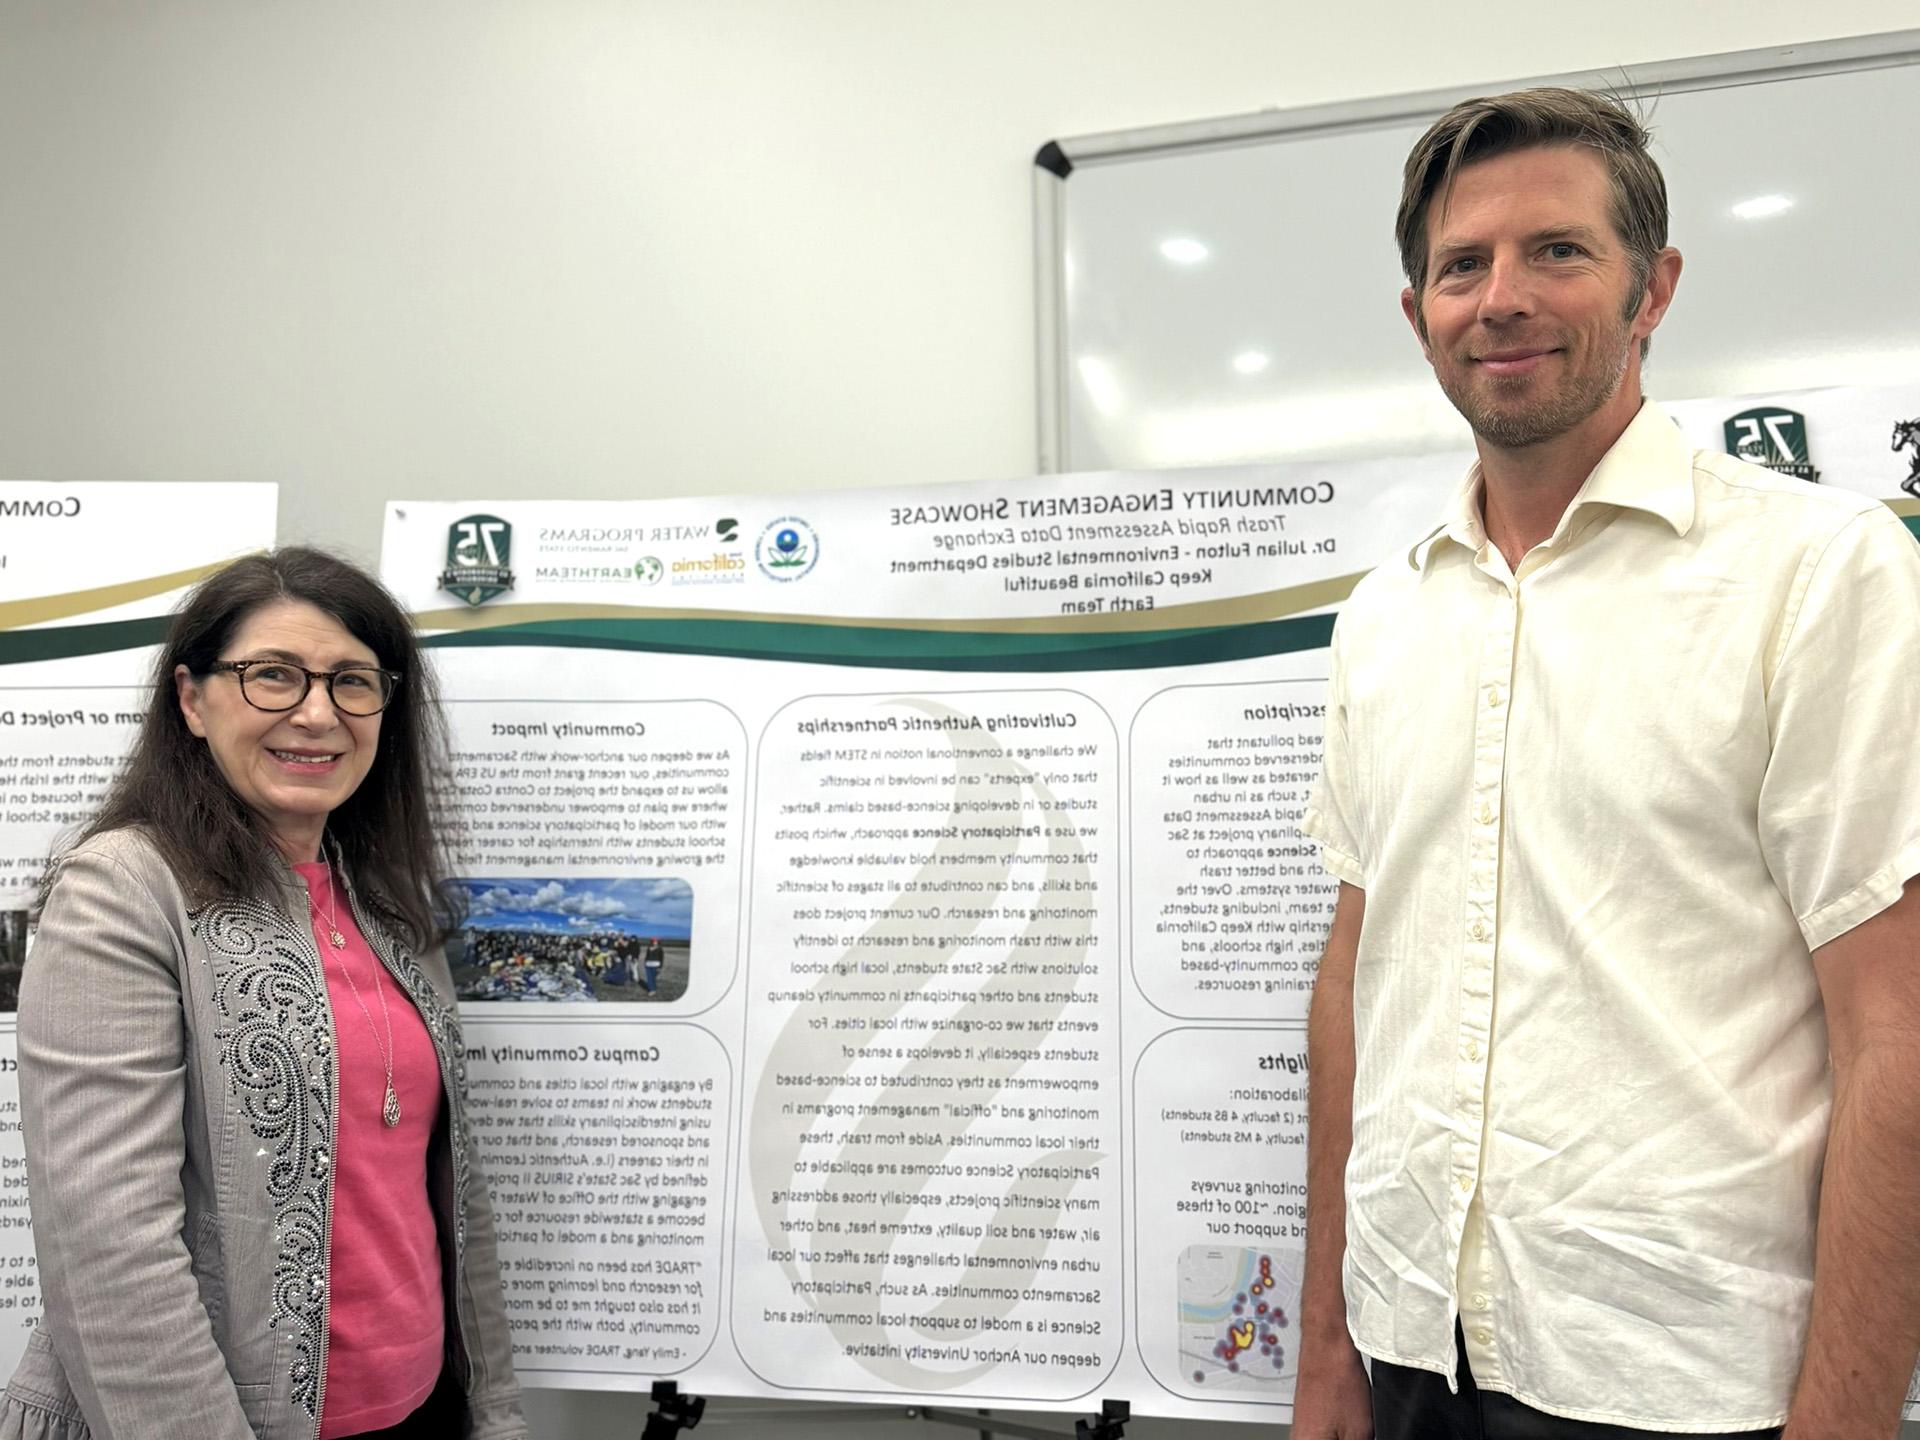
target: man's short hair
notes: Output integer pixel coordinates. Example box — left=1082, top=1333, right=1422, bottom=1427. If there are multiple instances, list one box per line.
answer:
left=1395, top=87, right=1669, bottom=342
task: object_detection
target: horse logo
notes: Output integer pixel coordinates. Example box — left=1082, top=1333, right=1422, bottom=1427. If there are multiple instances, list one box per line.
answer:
left=1894, top=419, right=1920, bottom=499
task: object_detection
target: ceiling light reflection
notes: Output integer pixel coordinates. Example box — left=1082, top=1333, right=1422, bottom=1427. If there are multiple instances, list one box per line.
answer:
left=1158, top=237, right=1210, bottom=265
left=1076, top=356, right=1123, bottom=417
left=1730, top=194, right=1793, bottom=220
left=1232, top=350, right=1270, bottom=375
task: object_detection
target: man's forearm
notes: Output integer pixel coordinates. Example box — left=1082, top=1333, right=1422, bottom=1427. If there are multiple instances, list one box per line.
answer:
left=1784, top=1043, right=1920, bottom=1437
left=1791, top=883, right=1920, bottom=1438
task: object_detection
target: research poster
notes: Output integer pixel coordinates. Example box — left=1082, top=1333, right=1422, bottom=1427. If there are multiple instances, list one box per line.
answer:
left=382, top=382, right=1919, bottom=1424
left=0, top=482, right=278, bottom=1378
left=382, top=453, right=1448, bottom=1426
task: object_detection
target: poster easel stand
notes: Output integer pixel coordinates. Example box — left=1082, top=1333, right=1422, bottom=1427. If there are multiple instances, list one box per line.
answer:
left=640, top=1381, right=707, bottom=1437
left=911, top=1398, right=1131, bottom=1440
left=699, top=1398, right=1131, bottom=1439
left=1075, top=1400, right=1131, bottom=1440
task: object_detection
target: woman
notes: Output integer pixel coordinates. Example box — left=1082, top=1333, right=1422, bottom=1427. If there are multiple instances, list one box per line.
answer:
left=2, top=549, right=525, bottom=1440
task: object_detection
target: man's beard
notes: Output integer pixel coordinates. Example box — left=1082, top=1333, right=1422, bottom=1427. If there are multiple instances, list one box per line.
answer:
left=1440, top=320, right=1635, bottom=450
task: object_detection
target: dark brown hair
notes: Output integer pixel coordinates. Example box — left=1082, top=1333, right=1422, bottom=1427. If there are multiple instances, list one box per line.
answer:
left=1396, top=87, right=1668, bottom=353
left=70, top=547, right=457, bottom=950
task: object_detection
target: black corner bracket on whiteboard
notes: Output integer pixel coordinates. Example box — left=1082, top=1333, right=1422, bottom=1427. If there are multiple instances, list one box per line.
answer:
left=1034, top=140, right=1074, bottom=178
left=640, top=1380, right=707, bottom=1437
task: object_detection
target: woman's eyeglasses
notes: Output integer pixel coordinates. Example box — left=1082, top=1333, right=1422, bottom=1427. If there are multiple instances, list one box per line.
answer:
left=206, top=659, right=400, bottom=716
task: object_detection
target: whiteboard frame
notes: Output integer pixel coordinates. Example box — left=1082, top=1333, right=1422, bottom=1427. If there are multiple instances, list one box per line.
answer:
left=1032, top=28, right=1920, bottom=474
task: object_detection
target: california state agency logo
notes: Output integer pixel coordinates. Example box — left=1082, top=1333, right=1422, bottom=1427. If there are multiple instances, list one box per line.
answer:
left=756, top=516, right=819, bottom=581
left=1724, top=407, right=1820, bottom=483
left=439, top=514, right=515, bottom=607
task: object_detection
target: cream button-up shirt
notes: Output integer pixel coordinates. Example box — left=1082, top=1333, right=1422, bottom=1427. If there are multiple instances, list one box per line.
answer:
left=1302, top=400, right=1920, bottom=1431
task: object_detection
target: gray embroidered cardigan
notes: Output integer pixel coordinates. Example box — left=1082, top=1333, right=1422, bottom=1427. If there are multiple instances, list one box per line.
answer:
left=0, top=830, right=525, bottom=1440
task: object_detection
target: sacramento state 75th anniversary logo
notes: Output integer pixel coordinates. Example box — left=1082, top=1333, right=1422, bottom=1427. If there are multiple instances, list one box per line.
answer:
left=1724, top=407, right=1820, bottom=484
left=439, top=514, right=516, bottom=606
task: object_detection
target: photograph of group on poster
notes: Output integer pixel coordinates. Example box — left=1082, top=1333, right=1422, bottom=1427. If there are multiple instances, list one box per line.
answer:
left=447, top=876, right=694, bottom=1004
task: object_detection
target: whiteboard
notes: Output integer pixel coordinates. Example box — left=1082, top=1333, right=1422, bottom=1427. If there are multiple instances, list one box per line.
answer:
left=1035, top=31, right=1920, bottom=474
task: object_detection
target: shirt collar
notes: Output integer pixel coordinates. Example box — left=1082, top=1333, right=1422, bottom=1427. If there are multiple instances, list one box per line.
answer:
left=1407, top=400, right=1696, bottom=571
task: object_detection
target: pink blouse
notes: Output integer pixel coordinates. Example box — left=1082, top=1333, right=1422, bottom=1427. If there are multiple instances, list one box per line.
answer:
left=295, top=862, right=445, bottom=1438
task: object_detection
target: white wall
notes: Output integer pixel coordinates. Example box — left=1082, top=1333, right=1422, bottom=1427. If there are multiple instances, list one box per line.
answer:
left=2, top=0, right=1913, bottom=567
left=5, top=4, right=1915, bottom=1436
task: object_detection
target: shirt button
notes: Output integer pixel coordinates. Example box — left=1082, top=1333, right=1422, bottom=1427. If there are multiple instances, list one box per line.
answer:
left=1474, top=1328, right=1492, bottom=1346
left=1457, top=1175, right=1473, bottom=1193
left=1461, top=1041, right=1480, bottom=1061
left=1471, top=1292, right=1490, bottom=1310
left=1486, top=686, right=1503, bottom=708
left=1474, top=802, right=1495, bottom=825
left=1469, top=920, right=1489, bottom=942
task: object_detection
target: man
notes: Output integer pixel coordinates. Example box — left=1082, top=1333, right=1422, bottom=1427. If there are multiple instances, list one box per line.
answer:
left=643, top=937, right=665, bottom=995
left=1293, top=88, right=1920, bottom=1439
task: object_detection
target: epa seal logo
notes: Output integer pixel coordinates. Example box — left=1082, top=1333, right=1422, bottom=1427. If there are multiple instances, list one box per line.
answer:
left=756, top=517, right=819, bottom=581
left=439, top=514, right=515, bottom=607
left=633, top=556, right=664, bottom=585
left=1724, top=408, right=1820, bottom=483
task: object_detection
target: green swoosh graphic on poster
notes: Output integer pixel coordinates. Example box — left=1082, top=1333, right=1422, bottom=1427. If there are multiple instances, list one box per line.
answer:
left=0, top=558, right=254, bottom=667
left=412, top=572, right=1361, bottom=671
left=0, top=561, right=236, bottom=630
left=409, top=569, right=1365, bottom=637
left=1890, top=497, right=1920, bottom=542
left=0, top=617, right=170, bottom=668
left=421, top=613, right=1338, bottom=672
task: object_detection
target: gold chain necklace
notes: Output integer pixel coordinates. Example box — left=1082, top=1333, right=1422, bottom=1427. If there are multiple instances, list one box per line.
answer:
left=308, top=864, right=401, bottom=1128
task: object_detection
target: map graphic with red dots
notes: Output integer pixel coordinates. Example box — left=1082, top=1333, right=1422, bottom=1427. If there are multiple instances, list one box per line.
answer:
left=1177, top=1245, right=1303, bottom=1394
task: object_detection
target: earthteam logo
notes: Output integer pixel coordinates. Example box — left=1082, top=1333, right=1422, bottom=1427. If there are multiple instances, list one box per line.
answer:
left=1724, top=408, right=1820, bottom=483
left=633, top=556, right=664, bottom=585
left=439, top=515, right=515, bottom=607
left=756, top=516, right=819, bottom=581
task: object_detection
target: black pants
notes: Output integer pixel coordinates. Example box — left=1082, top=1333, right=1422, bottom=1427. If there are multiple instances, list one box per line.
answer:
left=341, top=1371, right=462, bottom=1439
left=1371, top=1327, right=1783, bottom=1440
